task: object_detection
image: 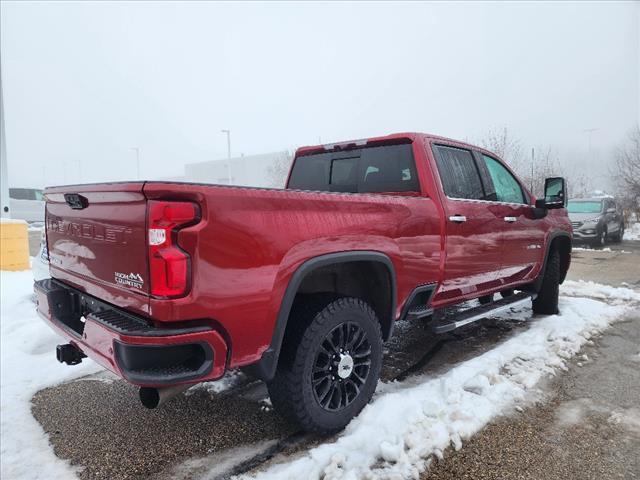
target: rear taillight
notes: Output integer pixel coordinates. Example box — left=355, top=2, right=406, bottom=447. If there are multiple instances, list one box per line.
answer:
left=147, top=201, right=199, bottom=297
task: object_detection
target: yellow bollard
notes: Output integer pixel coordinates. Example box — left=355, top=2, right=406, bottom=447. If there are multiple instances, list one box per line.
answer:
left=0, top=219, right=31, bottom=271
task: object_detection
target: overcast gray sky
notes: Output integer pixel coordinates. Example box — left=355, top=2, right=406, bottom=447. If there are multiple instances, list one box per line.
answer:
left=1, top=0, right=638, bottom=188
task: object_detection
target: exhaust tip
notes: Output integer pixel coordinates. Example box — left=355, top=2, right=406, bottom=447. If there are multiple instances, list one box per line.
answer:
left=139, top=387, right=160, bottom=409
left=139, top=384, right=192, bottom=409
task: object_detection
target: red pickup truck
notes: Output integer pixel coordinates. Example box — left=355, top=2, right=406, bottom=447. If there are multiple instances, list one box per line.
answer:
left=35, top=132, right=571, bottom=432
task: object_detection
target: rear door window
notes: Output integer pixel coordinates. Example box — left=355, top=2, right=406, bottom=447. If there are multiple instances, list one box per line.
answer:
left=288, top=143, right=419, bottom=193
left=433, top=145, right=484, bottom=200
left=358, top=144, right=419, bottom=193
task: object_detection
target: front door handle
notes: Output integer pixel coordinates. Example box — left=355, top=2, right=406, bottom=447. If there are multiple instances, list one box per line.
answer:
left=449, top=215, right=467, bottom=223
left=504, top=216, right=517, bottom=223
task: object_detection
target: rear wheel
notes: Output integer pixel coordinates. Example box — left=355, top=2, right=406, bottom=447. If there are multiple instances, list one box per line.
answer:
left=532, top=249, right=560, bottom=315
left=267, top=297, right=383, bottom=433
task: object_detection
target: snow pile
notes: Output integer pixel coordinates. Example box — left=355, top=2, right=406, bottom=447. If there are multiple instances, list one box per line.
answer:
left=623, top=222, right=640, bottom=241
left=573, top=247, right=613, bottom=252
left=560, top=279, right=640, bottom=303
left=247, top=284, right=638, bottom=480
left=0, top=271, right=101, bottom=479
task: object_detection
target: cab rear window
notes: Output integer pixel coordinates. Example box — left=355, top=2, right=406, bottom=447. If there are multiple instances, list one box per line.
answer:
left=288, top=144, right=419, bottom=193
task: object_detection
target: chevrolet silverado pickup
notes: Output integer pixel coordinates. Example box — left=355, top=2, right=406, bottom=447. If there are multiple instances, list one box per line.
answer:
left=35, top=132, right=572, bottom=432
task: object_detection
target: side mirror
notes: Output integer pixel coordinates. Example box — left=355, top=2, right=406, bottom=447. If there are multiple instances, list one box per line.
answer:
left=606, top=207, right=616, bottom=214
left=536, top=177, right=566, bottom=210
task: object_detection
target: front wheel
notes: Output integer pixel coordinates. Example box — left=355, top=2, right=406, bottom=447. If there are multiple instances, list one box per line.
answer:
left=267, top=297, right=383, bottom=433
left=532, top=249, right=560, bottom=315
left=612, top=223, right=624, bottom=243
left=592, top=228, right=607, bottom=248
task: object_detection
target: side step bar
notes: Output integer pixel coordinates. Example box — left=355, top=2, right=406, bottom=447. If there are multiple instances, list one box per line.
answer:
left=431, top=291, right=537, bottom=334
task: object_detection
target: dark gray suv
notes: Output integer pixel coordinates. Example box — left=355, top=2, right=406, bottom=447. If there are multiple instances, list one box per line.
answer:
left=568, top=197, right=625, bottom=246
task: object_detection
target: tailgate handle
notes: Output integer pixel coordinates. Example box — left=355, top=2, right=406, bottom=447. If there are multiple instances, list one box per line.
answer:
left=64, top=193, right=89, bottom=210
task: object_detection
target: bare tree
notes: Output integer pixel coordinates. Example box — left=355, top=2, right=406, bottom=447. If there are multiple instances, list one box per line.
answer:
left=266, top=151, right=293, bottom=188
left=611, top=126, right=640, bottom=221
left=479, top=128, right=565, bottom=197
left=479, top=127, right=525, bottom=172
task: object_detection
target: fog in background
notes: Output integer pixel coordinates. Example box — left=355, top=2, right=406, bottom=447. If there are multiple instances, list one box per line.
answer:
left=1, top=1, right=638, bottom=190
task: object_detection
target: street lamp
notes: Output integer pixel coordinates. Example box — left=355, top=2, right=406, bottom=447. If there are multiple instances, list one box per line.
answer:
left=221, top=130, right=232, bottom=184
left=130, top=147, right=140, bottom=180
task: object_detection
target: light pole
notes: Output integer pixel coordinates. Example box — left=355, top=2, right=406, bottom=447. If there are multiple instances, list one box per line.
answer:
left=221, top=129, right=232, bottom=184
left=582, top=128, right=599, bottom=162
left=130, top=147, right=140, bottom=180
left=1, top=65, right=10, bottom=218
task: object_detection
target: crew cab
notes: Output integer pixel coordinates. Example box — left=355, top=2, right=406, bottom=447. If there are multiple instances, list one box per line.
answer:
left=35, top=132, right=572, bottom=432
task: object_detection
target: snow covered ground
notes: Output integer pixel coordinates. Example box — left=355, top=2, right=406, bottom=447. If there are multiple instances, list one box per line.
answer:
left=0, top=270, right=101, bottom=479
left=247, top=281, right=639, bottom=480
left=1, top=270, right=638, bottom=480
left=623, top=222, right=640, bottom=241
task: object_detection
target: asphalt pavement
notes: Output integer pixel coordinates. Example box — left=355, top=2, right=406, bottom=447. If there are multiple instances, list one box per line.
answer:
left=30, top=238, right=640, bottom=479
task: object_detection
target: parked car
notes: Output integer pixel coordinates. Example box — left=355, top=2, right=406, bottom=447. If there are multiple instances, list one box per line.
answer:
left=34, top=132, right=572, bottom=432
left=9, top=187, right=45, bottom=223
left=568, top=196, right=624, bottom=246
left=32, top=229, right=50, bottom=282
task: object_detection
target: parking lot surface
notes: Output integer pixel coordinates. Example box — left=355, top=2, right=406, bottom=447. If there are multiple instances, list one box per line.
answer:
left=31, top=239, right=640, bottom=479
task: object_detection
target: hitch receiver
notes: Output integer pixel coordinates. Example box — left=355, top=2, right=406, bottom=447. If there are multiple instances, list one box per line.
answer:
left=56, top=344, right=86, bottom=365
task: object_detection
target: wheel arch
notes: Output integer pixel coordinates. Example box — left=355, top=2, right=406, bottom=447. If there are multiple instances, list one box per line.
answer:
left=246, top=251, right=397, bottom=381
left=533, top=231, right=572, bottom=291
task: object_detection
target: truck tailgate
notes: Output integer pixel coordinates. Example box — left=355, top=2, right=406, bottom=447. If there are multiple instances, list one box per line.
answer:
left=45, top=183, right=150, bottom=314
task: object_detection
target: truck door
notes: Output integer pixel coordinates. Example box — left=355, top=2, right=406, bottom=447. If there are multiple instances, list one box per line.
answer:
left=430, top=145, right=505, bottom=303
left=476, top=153, right=545, bottom=284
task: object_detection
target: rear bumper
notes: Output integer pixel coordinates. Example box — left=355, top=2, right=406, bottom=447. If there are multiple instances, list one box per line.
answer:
left=34, top=279, right=228, bottom=387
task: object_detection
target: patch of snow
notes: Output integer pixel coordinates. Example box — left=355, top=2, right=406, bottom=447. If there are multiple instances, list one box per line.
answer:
left=573, top=247, right=613, bottom=252
left=623, top=222, right=640, bottom=241
left=245, top=282, right=638, bottom=480
left=560, top=279, right=640, bottom=303
left=186, top=369, right=247, bottom=396
left=555, top=399, right=590, bottom=427
left=161, top=439, right=279, bottom=480
left=608, top=408, right=640, bottom=435
left=1, top=271, right=101, bottom=479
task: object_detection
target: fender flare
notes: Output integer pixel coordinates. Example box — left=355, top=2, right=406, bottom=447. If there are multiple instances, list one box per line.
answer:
left=532, top=230, right=572, bottom=291
left=246, top=251, right=397, bottom=381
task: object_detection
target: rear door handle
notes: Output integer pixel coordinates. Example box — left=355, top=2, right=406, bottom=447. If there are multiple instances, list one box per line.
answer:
left=449, top=215, right=467, bottom=223
left=504, top=216, right=517, bottom=223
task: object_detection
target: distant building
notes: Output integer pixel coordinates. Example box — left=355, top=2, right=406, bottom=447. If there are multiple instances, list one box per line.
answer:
left=183, top=151, right=292, bottom=188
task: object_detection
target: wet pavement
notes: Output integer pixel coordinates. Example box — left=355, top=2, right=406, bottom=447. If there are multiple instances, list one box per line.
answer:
left=423, top=239, right=640, bottom=479
left=424, top=313, right=640, bottom=480
left=30, top=239, right=640, bottom=479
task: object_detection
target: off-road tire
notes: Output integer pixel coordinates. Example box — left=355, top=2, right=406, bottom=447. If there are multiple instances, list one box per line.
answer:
left=267, top=296, right=383, bottom=433
left=532, top=249, right=560, bottom=315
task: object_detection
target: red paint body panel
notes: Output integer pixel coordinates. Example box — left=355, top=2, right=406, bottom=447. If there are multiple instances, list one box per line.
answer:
left=40, top=132, right=572, bottom=386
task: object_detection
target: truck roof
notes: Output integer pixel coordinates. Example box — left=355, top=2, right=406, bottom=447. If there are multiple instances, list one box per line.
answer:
left=295, top=132, right=498, bottom=159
